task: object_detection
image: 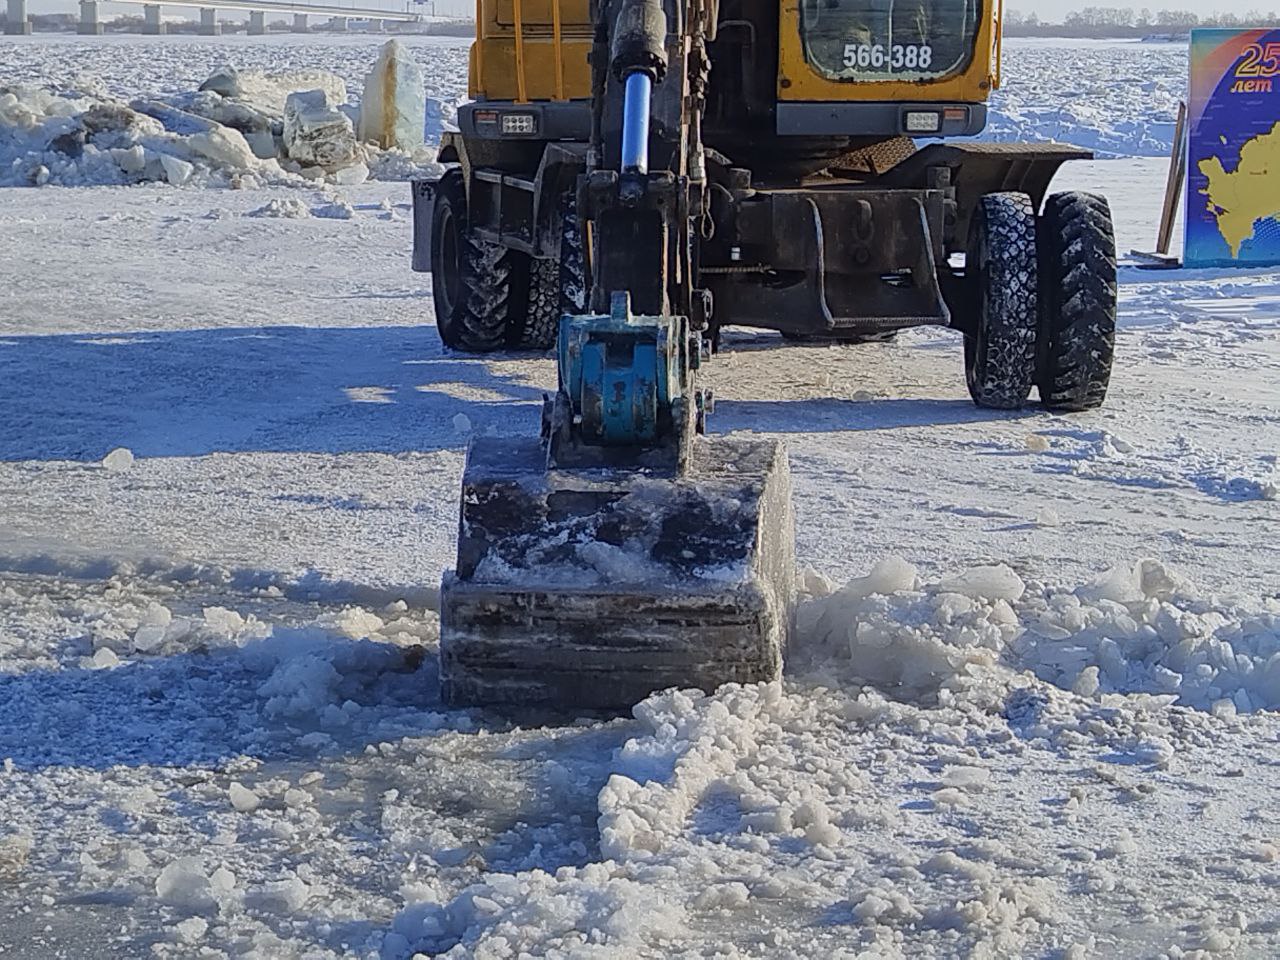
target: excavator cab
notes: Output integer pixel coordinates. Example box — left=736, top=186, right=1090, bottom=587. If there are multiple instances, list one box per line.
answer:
left=412, top=0, right=1118, bottom=708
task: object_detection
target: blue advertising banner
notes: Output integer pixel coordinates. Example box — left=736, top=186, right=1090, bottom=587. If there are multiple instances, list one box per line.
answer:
left=1186, top=28, right=1280, bottom=268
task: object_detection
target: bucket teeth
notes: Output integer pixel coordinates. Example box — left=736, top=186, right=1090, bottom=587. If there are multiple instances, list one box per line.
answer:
left=440, top=436, right=795, bottom=709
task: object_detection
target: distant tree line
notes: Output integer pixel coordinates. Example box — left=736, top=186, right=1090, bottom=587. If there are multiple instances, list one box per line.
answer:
left=1005, top=7, right=1280, bottom=37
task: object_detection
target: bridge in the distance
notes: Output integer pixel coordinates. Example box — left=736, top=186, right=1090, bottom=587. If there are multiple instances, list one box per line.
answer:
left=4, top=0, right=440, bottom=35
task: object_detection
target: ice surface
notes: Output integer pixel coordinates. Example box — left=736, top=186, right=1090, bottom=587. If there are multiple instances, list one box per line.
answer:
left=3, top=35, right=1280, bottom=960
left=357, top=40, right=427, bottom=151
left=4, top=554, right=1280, bottom=957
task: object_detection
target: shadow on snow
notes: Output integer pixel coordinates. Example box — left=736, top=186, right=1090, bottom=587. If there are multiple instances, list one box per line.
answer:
left=0, top=633, right=443, bottom=770
left=0, top=323, right=1025, bottom=463
left=0, top=325, right=548, bottom=462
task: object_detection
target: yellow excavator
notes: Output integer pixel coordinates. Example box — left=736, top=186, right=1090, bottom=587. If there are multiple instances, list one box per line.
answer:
left=412, top=0, right=1118, bottom=707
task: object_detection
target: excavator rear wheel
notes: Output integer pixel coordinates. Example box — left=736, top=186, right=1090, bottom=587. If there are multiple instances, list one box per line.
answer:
left=431, top=169, right=526, bottom=353
left=964, top=192, right=1039, bottom=410
left=1037, top=192, right=1117, bottom=411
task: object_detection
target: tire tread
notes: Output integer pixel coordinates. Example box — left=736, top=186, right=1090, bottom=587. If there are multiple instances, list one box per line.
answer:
left=1037, top=191, right=1117, bottom=411
left=966, top=192, right=1039, bottom=409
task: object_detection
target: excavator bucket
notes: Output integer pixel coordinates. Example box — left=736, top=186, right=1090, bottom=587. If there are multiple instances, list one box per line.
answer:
left=440, top=435, right=795, bottom=709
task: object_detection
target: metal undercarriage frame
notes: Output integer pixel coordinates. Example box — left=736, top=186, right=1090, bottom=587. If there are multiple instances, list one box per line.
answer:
left=416, top=136, right=1091, bottom=339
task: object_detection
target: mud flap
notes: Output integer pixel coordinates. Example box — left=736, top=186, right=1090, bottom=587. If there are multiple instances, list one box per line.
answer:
left=411, top=179, right=437, bottom=273
left=440, top=435, right=796, bottom=709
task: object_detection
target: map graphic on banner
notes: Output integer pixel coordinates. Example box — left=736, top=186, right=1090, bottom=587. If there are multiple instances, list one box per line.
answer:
left=1186, top=28, right=1280, bottom=268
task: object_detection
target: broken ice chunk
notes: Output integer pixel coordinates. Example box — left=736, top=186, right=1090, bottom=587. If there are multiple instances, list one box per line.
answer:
left=132, top=626, right=166, bottom=653
left=312, top=200, right=355, bottom=220
left=1036, top=507, right=1061, bottom=527
left=197, top=65, right=349, bottom=115
left=228, top=782, right=260, bottom=813
left=283, top=89, right=361, bottom=170
left=249, top=197, right=310, bottom=219
left=242, top=129, right=278, bottom=160
left=112, top=144, right=147, bottom=175
left=155, top=857, right=236, bottom=914
left=102, top=447, right=134, bottom=472
left=91, top=647, right=120, bottom=670
left=938, top=564, right=1026, bottom=602
left=357, top=39, right=427, bottom=150
left=174, top=917, right=208, bottom=944
left=198, top=65, right=241, bottom=98
left=160, top=154, right=194, bottom=186
left=940, top=765, right=991, bottom=791
left=189, top=124, right=258, bottom=170
left=248, top=873, right=312, bottom=913
left=841, top=556, right=919, bottom=599
left=333, top=161, right=369, bottom=186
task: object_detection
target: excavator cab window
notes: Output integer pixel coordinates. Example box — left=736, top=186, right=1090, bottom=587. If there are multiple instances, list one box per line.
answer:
left=798, top=0, right=981, bottom=82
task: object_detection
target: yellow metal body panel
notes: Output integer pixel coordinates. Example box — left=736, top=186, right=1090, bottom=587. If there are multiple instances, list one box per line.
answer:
left=471, top=38, right=593, bottom=101
left=472, top=0, right=592, bottom=102
left=469, top=0, right=1001, bottom=106
left=777, top=0, right=998, bottom=102
left=494, top=0, right=588, bottom=26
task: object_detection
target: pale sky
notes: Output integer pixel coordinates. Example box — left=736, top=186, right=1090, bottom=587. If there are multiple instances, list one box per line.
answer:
left=18, top=0, right=1272, bottom=23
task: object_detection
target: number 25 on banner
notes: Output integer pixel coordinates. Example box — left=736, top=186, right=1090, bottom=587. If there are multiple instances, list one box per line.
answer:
left=1235, top=43, right=1280, bottom=78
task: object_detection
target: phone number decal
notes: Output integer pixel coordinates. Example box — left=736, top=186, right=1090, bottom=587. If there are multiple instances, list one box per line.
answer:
left=842, top=43, right=934, bottom=71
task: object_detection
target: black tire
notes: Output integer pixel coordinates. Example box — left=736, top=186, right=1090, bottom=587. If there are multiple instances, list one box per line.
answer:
left=964, top=192, right=1039, bottom=409
left=1037, top=192, right=1117, bottom=411
left=430, top=170, right=523, bottom=353
left=515, top=193, right=588, bottom=351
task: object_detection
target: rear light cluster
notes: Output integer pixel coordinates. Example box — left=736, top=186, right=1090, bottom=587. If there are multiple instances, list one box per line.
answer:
left=903, top=107, right=969, bottom=134
left=500, top=113, right=537, bottom=135
left=904, top=111, right=942, bottom=133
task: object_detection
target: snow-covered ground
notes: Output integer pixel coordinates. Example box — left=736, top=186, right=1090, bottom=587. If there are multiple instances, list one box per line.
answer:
left=2, top=34, right=1279, bottom=960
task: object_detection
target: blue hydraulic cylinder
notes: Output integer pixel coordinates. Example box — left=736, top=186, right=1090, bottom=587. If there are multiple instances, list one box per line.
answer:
left=620, top=71, right=652, bottom=175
